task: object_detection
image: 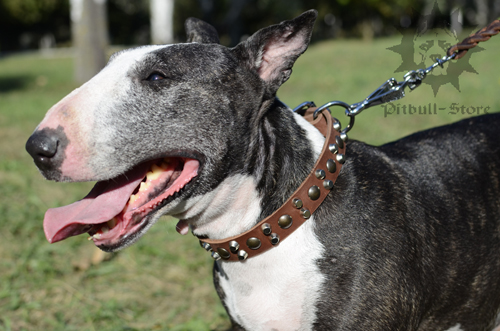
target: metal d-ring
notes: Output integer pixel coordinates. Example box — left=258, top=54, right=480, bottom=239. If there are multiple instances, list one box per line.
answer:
left=342, top=114, right=355, bottom=134
left=313, top=101, right=355, bottom=134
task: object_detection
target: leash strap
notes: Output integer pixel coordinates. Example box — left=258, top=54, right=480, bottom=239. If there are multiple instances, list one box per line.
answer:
left=199, top=108, right=345, bottom=262
left=447, top=19, right=500, bottom=59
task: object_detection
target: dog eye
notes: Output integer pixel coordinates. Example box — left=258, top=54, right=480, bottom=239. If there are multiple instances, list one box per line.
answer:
left=146, top=73, right=165, bottom=81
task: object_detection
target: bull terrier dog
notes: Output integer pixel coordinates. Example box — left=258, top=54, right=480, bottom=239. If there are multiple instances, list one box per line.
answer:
left=26, top=10, right=500, bottom=331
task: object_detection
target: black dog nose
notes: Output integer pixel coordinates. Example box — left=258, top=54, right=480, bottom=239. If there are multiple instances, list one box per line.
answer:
left=26, top=130, right=60, bottom=167
left=26, top=127, right=68, bottom=181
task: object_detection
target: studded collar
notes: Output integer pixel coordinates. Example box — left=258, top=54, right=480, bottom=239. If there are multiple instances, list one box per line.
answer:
left=199, top=107, right=346, bottom=262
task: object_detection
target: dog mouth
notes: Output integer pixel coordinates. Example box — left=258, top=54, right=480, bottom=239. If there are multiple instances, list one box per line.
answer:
left=43, top=157, right=199, bottom=249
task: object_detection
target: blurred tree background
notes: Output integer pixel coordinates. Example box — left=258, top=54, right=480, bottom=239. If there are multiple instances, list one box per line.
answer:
left=1, top=0, right=499, bottom=53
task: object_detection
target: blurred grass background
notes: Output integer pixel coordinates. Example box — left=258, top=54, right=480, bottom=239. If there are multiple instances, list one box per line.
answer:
left=1, top=34, right=499, bottom=331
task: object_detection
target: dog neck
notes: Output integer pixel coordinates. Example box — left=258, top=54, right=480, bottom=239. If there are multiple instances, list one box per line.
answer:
left=184, top=100, right=346, bottom=261
left=209, top=102, right=332, bottom=330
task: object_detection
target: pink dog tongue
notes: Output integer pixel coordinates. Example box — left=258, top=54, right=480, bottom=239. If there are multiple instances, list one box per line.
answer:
left=44, top=163, right=151, bottom=243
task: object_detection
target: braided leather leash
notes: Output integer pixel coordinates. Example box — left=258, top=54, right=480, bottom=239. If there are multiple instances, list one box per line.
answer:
left=448, top=19, right=500, bottom=59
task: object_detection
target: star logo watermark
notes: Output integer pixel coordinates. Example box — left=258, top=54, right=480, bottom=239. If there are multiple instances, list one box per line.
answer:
left=388, top=2, right=483, bottom=96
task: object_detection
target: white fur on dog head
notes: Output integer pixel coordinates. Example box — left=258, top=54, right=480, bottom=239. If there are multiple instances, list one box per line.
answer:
left=35, top=46, right=167, bottom=181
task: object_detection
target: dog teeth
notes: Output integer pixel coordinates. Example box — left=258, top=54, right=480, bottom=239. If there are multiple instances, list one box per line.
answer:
left=160, top=159, right=170, bottom=169
left=139, top=181, right=150, bottom=192
left=152, top=164, right=163, bottom=172
left=129, top=194, right=138, bottom=204
left=88, top=223, right=112, bottom=241
left=88, top=233, right=102, bottom=240
left=129, top=158, right=172, bottom=207
left=146, top=170, right=160, bottom=181
left=147, top=164, right=164, bottom=181
left=107, top=217, right=117, bottom=229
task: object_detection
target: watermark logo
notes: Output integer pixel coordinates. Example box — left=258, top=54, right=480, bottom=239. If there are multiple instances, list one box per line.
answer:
left=382, top=102, right=491, bottom=117
left=388, top=2, right=483, bottom=96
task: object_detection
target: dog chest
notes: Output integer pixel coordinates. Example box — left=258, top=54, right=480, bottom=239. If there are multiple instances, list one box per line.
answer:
left=215, top=218, right=326, bottom=331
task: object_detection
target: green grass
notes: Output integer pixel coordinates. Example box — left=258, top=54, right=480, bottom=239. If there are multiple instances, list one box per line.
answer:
left=1, top=34, right=499, bottom=330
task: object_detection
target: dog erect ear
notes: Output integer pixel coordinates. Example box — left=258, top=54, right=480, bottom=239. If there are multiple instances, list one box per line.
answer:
left=185, top=17, right=220, bottom=44
left=232, top=10, right=317, bottom=95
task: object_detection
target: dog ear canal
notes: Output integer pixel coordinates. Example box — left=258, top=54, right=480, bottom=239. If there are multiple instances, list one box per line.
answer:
left=231, top=10, right=317, bottom=95
left=184, top=17, right=220, bottom=44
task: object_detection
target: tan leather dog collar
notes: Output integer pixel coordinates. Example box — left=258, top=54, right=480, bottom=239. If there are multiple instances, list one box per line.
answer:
left=199, top=108, right=346, bottom=262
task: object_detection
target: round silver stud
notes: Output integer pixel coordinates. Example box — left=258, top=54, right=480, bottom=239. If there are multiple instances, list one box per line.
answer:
left=323, top=180, right=334, bottom=190
left=326, top=159, right=336, bottom=173
left=201, top=242, right=212, bottom=252
left=315, top=169, right=326, bottom=180
left=335, top=136, right=344, bottom=149
left=328, top=144, right=339, bottom=155
left=300, top=208, right=311, bottom=219
left=340, top=132, right=348, bottom=143
left=336, top=154, right=346, bottom=164
left=292, top=198, right=303, bottom=209
left=278, top=215, right=293, bottom=229
left=308, top=185, right=321, bottom=200
left=211, top=251, right=221, bottom=261
left=238, top=250, right=248, bottom=261
left=229, top=240, right=240, bottom=253
left=261, top=223, right=272, bottom=236
left=217, top=247, right=231, bottom=260
left=333, top=120, right=341, bottom=132
left=270, top=233, right=280, bottom=245
left=246, top=237, right=261, bottom=250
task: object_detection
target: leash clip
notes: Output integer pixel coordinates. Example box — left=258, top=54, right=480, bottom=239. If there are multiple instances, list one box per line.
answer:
left=348, top=52, right=457, bottom=117
left=349, top=77, right=405, bottom=116
left=291, top=51, right=460, bottom=134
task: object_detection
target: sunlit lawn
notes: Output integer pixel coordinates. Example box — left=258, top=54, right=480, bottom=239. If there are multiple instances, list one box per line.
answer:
left=1, top=32, right=499, bottom=330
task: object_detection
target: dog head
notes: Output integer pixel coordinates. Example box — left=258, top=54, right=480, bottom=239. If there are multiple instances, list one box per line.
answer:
left=25, top=10, right=317, bottom=251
